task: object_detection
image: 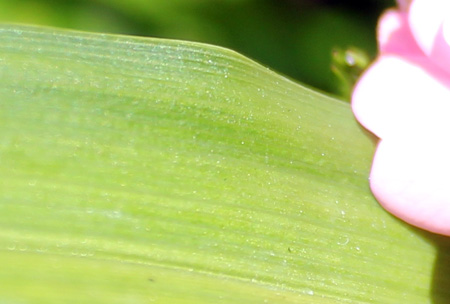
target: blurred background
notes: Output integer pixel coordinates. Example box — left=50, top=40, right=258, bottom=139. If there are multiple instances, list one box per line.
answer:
left=0, top=0, right=394, bottom=98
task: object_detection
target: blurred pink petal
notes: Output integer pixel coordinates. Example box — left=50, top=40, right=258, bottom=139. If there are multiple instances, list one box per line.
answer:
left=377, top=10, right=419, bottom=55
left=351, top=0, right=450, bottom=236
left=409, top=0, right=450, bottom=73
left=409, top=0, right=450, bottom=54
left=371, top=136, right=450, bottom=235
left=352, top=54, right=450, bottom=139
left=396, top=0, right=412, bottom=11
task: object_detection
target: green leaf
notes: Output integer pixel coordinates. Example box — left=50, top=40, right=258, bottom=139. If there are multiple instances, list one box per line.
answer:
left=0, top=24, right=449, bottom=303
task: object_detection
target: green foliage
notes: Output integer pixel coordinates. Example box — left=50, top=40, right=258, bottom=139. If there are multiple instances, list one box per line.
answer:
left=0, top=0, right=388, bottom=96
left=331, top=47, right=371, bottom=100
left=1, top=24, right=450, bottom=303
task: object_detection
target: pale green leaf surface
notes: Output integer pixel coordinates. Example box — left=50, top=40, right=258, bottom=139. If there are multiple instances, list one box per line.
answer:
left=0, top=24, right=449, bottom=303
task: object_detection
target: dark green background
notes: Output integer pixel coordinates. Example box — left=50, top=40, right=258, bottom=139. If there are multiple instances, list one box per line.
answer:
left=0, top=0, right=393, bottom=95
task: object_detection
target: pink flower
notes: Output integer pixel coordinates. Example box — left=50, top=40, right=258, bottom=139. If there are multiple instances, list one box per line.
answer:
left=352, top=0, right=450, bottom=236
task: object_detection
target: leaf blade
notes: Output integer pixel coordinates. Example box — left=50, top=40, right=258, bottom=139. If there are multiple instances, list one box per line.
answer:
left=0, top=24, right=449, bottom=303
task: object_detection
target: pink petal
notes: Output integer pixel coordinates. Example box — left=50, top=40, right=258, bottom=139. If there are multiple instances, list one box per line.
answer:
left=352, top=0, right=450, bottom=236
left=409, top=0, right=450, bottom=73
left=352, top=54, right=450, bottom=139
left=409, top=0, right=450, bottom=55
left=370, top=136, right=450, bottom=236
left=377, top=10, right=420, bottom=56
left=396, top=0, right=412, bottom=12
